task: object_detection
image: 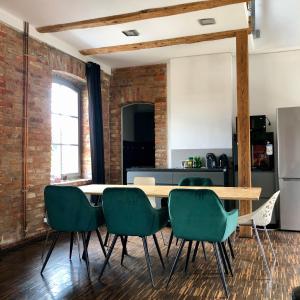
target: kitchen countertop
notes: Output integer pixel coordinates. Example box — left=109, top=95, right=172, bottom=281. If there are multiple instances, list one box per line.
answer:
left=127, top=167, right=227, bottom=172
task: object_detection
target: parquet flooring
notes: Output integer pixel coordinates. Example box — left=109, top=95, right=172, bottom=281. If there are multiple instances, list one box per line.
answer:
left=0, top=228, right=299, bottom=299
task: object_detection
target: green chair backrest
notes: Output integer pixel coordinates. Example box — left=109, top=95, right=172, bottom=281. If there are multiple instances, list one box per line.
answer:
left=44, top=185, right=100, bottom=232
left=102, top=187, right=156, bottom=236
left=169, top=189, right=227, bottom=242
left=178, top=177, right=213, bottom=186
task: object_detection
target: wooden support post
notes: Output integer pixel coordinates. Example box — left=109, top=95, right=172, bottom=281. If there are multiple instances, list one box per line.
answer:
left=236, top=30, right=252, bottom=238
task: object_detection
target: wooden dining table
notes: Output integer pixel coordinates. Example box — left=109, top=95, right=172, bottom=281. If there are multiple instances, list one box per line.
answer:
left=79, top=184, right=261, bottom=238
left=79, top=184, right=262, bottom=201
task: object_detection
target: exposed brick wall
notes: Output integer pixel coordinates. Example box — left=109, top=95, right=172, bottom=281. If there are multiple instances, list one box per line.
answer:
left=0, top=21, right=167, bottom=247
left=109, top=64, right=167, bottom=184
left=0, top=21, right=110, bottom=247
left=101, top=71, right=111, bottom=182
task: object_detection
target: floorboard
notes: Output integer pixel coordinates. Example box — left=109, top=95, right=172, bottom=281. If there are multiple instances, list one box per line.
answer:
left=0, top=229, right=299, bottom=299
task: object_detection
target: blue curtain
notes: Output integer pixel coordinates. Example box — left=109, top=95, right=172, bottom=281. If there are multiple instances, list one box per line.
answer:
left=86, top=62, right=105, bottom=184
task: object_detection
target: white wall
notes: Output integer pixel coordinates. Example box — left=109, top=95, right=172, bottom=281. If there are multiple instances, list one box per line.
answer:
left=249, top=50, right=300, bottom=131
left=168, top=53, right=234, bottom=154
left=232, top=49, right=300, bottom=132
left=168, top=49, right=300, bottom=167
left=254, top=0, right=300, bottom=52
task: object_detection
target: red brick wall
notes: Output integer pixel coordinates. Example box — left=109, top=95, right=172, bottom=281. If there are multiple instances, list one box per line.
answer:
left=109, top=64, right=167, bottom=183
left=0, top=22, right=110, bottom=247
left=0, top=21, right=167, bottom=247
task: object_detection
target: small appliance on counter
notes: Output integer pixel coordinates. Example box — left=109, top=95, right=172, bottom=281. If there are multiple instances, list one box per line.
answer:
left=219, top=154, right=229, bottom=169
left=206, top=153, right=217, bottom=169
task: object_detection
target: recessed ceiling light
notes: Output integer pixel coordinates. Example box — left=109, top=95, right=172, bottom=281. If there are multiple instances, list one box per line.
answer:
left=198, top=18, right=216, bottom=26
left=122, top=29, right=139, bottom=37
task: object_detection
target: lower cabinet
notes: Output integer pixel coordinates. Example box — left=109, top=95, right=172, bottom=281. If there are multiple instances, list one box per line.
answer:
left=127, top=169, right=228, bottom=186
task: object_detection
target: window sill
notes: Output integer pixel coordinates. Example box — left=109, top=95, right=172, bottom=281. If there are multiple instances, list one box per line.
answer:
left=51, top=178, right=92, bottom=187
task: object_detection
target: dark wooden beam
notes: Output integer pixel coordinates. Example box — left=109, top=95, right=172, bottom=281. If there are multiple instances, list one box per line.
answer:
left=36, top=0, right=247, bottom=33
left=80, top=28, right=249, bottom=55
left=236, top=29, right=252, bottom=237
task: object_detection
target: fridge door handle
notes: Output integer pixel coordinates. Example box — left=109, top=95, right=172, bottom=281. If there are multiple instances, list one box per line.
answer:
left=281, top=178, right=300, bottom=181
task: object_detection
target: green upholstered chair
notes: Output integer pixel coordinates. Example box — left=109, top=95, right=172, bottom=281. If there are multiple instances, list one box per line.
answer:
left=178, top=177, right=213, bottom=186
left=41, top=185, right=106, bottom=276
left=99, top=187, right=168, bottom=287
left=167, top=189, right=238, bottom=298
left=166, top=177, right=213, bottom=258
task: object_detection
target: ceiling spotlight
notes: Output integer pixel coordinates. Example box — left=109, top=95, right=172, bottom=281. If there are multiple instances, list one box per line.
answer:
left=122, top=29, right=139, bottom=37
left=198, top=18, right=216, bottom=26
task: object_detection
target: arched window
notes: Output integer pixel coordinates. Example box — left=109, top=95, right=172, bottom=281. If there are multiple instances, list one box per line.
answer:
left=51, top=79, right=80, bottom=180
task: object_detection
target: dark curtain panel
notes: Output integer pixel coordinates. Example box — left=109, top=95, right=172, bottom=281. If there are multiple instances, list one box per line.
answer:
left=86, top=62, right=105, bottom=184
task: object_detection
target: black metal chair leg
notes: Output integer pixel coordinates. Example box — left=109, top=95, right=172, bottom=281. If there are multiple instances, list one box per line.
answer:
left=166, top=239, right=186, bottom=288
left=227, top=237, right=235, bottom=259
left=41, top=232, right=60, bottom=274
left=213, top=243, right=229, bottom=298
left=81, top=232, right=90, bottom=277
left=221, top=242, right=233, bottom=276
left=217, top=243, right=229, bottom=275
left=192, top=241, right=200, bottom=262
left=104, top=231, right=110, bottom=247
left=69, top=232, right=74, bottom=260
left=96, top=229, right=107, bottom=257
left=152, top=234, right=165, bottom=269
left=99, top=235, right=118, bottom=280
left=185, top=241, right=192, bottom=273
left=82, top=231, right=91, bottom=260
left=201, top=242, right=207, bottom=261
left=120, top=235, right=128, bottom=255
left=121, top=236, right=128, bottom=266
left=166, top=230, right=174, bottom=257
left=142, top=237, right=155, bottom=288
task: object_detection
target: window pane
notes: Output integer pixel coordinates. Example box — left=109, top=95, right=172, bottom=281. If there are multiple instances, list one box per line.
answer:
left=51, top=145, right=61, bottom=177
left=60, top=116, right=78, bottom=145
left=61, top=145, right=79, bottom=174
left=51, top=82, right=78, bottom=117
left=51, top=114, right=61, bottom=144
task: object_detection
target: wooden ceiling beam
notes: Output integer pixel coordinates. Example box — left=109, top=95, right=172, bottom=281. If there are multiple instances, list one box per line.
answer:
left=79, top=28, right=250, bottom=55
left=36, top=0, right=247, bottom=33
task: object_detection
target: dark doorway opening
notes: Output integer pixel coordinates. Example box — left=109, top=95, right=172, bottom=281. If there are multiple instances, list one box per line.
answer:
left=122, top=104, right=155, bottom=183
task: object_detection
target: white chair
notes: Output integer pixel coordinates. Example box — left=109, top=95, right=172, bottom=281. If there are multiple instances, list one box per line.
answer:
left=238, top=190, right=280, bottom=279
left=133, top=176, right=166, bottom=244
left=133, top=176, right=157, bottom=207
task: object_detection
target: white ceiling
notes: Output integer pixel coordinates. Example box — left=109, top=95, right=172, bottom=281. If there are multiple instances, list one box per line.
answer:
left=0, top=0, right=250, bottom=68
left=1, top=0, right=299, bottom=69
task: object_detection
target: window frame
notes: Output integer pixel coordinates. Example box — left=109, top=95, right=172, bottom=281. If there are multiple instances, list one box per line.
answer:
left=51, top=77, right=81, bottom=180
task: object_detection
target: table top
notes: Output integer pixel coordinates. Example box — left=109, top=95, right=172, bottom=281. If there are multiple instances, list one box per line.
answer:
left=79, top=184, right=261, bottom=201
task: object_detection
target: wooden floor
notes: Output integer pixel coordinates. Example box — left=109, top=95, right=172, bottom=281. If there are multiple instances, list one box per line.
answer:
left=0, top=228, right=299, bottom=300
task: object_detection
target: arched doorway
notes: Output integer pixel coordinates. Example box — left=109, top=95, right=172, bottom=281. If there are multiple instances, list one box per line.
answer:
left=121, top=103, right=155, bottom=183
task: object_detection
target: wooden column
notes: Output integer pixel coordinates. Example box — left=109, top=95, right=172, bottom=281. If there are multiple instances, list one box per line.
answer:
left=236, top=30, right=252, bottom=237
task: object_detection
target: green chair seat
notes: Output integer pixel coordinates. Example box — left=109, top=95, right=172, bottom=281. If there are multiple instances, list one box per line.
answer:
left=178, top=177, right=213, bottom=186
left=169, top=189, right=238, bottom=242
left=100, top=187, right=168, bottom=287
left=167, top=189, right=238, bottom=297
left=45, top=185, right=104, bottom=232
left=41, top=185, right=106, bottom=277
left=103, top=188, right=168, bottom=236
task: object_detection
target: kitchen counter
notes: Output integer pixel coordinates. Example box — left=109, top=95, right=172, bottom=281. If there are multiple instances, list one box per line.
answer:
left=126, top=167, right=229, bottom=186
left=127, top=167, right=227, bottom=172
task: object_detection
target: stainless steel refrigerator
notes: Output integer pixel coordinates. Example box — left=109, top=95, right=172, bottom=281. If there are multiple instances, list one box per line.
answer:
left=277, top=106, right=300, bottom=230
